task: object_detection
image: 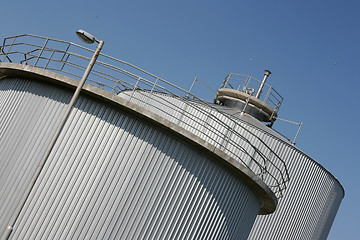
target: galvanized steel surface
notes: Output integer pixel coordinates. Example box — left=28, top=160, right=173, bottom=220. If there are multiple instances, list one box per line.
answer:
left=0, top=77, right=262, bottom=240
left=213, top=101, right=344, bottom=240
left=119, top=91, right=344, bottom=240
left=0, top=78, right=71, bottom=234
left=226, top=110, right=344, bottom=240
left=248, top=150, right=344, bottom=240
left=0, top=34, right=289, bottom=198
left=225, top=110, right=344, bottom=240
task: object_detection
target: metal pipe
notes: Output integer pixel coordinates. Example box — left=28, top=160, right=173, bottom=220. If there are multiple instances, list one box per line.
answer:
left=255, top=70, right=271, bottom=99
left=1, top=39, right=104, bottom=240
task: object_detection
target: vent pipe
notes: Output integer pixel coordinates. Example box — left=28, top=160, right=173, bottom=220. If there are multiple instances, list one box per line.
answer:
left=255, top=70, right=271, bottom=99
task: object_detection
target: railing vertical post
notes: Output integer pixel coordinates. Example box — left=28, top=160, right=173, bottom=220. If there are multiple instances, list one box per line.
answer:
left=220, top=74, right=231, bottom=89
left=0, top=44, right=3, bottom=62
left=244, top=75, right=251, bottom=90
left=60, top=43, right=71, bottom=71
left=23, top=54, right=28, bottom=65
left=1, top=36, right=17, bottom=62
left=33, top=38, right=49, bottom=67
left=241, top=95, right=251, bottom=114
left=186, top=76, right=197, bottom=98
left=44, top=50, right=55, bottom=70
left=225, top=74, right=231, bottom=88
left=112, top=82, right=119, bottom=93
left=265, top=86, right=272, bottom=103
left=129, top=77, right=141, bottom=102
left=276, top=98, right=283, bottom=112
left=292, top=122, right=303, bottom=145
left=150, top=77, right=159, bottom=94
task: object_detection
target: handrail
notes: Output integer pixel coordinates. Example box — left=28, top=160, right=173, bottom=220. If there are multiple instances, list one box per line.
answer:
left=0, top=34, right=289, bottom=198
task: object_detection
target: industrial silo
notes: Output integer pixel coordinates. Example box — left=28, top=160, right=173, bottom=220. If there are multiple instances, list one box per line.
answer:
left=0, top=33, right=289, bottom=240
left=0, top=32, right=343, bottom=240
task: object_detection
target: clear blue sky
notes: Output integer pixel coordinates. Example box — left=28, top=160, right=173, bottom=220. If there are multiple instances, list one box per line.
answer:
left=1, top=0, right=358, bottom=239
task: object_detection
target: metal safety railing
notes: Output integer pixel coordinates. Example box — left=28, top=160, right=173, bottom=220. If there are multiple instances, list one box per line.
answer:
left=0, top=34, right=289, bottom=198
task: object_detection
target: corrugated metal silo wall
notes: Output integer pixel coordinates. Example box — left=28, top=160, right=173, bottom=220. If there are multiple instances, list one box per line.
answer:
left=223, top=108, right=344, bottom=240
left=0, top=78, right=71, bottom=233
left=120, top=91, right=343, bottom=240
left=204, top=105, right=343, bottom=240
left=0, top=77, right=261, bottom=240
left=247, top=152, right=343, bottom=240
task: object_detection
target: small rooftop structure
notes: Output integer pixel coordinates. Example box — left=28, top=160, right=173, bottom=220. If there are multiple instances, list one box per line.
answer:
left=215, top=72, right=283, bottom=124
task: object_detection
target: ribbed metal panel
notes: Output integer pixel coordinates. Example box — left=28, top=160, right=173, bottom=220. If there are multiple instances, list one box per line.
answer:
left=226, top=113, right=344, bottom=240
left=248, top=153, right=343, bottom=240
left=0, top=77, right=262, bottom=240
left=119, top=91, right=344, bottom=239
left=188, top=103, right=344, bottom=239
left=0, top=78, right=71, bottom=234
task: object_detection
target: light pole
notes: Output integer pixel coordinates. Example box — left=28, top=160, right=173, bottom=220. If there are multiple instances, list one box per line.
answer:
left=75, top=30, right=104, bottom=93
left=63, top=30, right=104, bottom=126
left=1, top=30, right=104, bottom=240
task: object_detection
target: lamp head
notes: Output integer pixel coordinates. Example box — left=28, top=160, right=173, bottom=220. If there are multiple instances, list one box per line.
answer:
left=76, top=30, right=96, bottom=44
left=264, top=70, right=272, bottom=76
